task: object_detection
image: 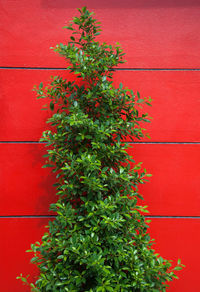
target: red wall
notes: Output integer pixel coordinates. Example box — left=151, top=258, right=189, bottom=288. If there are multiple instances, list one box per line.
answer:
left=1, top=1, right=200, bottom=291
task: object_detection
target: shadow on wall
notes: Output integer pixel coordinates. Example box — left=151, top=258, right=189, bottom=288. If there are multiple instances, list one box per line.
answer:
left=41, top=0, right=200, bottom=9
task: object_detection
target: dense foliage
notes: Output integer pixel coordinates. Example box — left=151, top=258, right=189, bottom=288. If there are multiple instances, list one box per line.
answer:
left=18, top=7, right=184, bottom=291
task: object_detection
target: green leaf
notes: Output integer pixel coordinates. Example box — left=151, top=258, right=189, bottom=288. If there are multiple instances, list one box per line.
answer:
left=50, top=101, right=54, bottom=111
left=119, top=82, right=123, bottom=90
left=82, top=6, right=87, bottom=13
left=63, top=26, right=74, bottom=31
left=39, top=82, right=43, bottom=89
left=42, top=164, right=54, bottom=168
left=174, top=266, right=183, bottom=271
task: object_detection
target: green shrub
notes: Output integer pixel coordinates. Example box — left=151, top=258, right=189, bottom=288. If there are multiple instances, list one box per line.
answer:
left=17, top=7, right=184, bottom=291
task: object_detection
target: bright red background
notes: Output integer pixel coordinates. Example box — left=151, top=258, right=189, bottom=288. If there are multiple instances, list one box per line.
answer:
left=0, top=0, right=200, bottom=291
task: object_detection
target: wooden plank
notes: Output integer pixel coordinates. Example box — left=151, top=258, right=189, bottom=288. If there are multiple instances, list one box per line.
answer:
left=0, top=217, right=199, bottom=291
left=0, top=143, right=199, bottom=216
left=1, top=69, right=200, bottom=142
left=1, top=0, right=200, bottom=68
left=128, top=144, right=200, bottom=216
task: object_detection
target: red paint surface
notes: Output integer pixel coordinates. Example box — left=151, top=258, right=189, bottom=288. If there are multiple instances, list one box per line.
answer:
left=128, top=144, right=200, bottom=216
left=1, top=69, right=200, bottom=142
left=148, top=218, right=200, bottom=292
left=114, top=71, right=200, bottom=142
left=0, top=217, right=199, bottom=292
left=1, top=0, right=200, bottom=68
left=0, top=69, right=58, bottom=142
left=0, top=218, right=49, bottom=292
left=0, top=143, right=199, bottom=216
left=0, top=143, right=56, bottom=215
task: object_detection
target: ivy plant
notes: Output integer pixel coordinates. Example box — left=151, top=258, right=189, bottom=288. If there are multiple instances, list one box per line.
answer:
left=17, top=7, right=184, bottom=292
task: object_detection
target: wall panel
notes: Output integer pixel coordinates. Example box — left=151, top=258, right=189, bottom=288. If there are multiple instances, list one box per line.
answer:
left=0, top=143, right=55, bottom=215
left=0, top=218, right=49, bottom=292
left=1, top=0, right=200, bottom=68
left=128, top=143, right=200, bottom=216
left=0, top=143, right=199, bottom=216
left=149, top=218, right=200, bottom=292
left=0, top=218, right=199, bottom=292
left=1, top=69, right=200, bottom=142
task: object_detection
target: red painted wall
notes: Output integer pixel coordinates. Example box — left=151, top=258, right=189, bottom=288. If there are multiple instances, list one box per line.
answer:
left=1, top=1, right=200, bottom=291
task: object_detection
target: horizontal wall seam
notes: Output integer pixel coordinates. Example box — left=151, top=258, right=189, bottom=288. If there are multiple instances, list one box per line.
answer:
left=146, top=216, right=200, bottom=219
left=0, top=215, right=200, bottom=219
left=0, top=141, right=45, bottom=144
left=0, top=215, right=56, bottom=218
left=1, top=66, right=200, bottom=71
left=0, top=141, right=200, bottom=144
left=129, top=142, right=200, bottom=144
